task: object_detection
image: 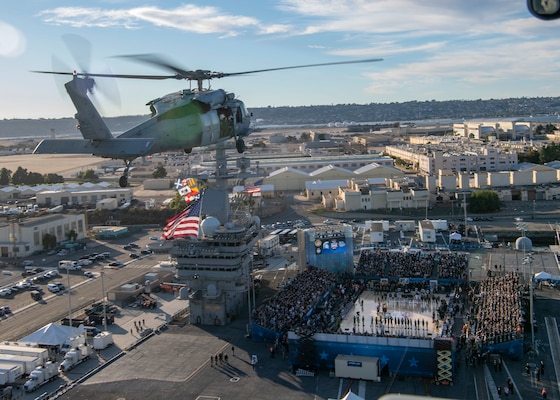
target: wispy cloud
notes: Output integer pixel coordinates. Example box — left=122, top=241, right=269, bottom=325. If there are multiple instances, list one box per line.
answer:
left=364, top=37, right=560, bottom=100
left=0, top=22, right=26, bottom=57
left=38, top=5, right=291, bottom=37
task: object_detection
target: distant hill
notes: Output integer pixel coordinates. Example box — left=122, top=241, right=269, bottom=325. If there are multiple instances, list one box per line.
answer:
left=0, top=115, right=149, bottom=139
left=249, top=96, right=560, bottom=125
left=1, top=96, right=559, bottom=139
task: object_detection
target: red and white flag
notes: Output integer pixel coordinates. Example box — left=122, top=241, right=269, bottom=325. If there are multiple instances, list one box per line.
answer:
left=162, top=194, right=203, bottom=240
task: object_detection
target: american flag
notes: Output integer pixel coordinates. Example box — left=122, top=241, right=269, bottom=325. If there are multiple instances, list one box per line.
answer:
left=162, top=195, right=203, bottom=240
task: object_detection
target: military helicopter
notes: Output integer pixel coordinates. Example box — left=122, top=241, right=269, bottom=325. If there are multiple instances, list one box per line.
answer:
left=33, top=53, right=382, bottom=187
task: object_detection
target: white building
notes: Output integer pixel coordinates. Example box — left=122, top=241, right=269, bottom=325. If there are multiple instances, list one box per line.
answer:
left=0, top=213, right=86, bottom=258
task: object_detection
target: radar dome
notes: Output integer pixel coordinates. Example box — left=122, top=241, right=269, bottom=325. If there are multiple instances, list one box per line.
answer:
left=515, top=236, right=532, bottom=252
left=200, top=216, right=221, bottom=237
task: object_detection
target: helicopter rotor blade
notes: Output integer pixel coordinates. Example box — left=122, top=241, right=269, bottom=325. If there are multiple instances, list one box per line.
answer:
left=116, top=53, right=383, bottom=82
left=217, top=58, right=384, bottom=79
left=32, top=70, right=180, bottom=80
left=116, top=54, right=213, bottom=81
left=62, top=34, right=92, bottom=75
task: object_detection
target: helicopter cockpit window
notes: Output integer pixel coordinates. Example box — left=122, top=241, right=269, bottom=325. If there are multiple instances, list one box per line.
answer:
left=527, top=0, right=560, bottom=19
left=236, top=107, right=243, bottom=123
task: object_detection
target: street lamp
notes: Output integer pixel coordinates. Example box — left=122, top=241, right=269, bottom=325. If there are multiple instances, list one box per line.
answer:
left=67, top=267, right=72, bottom=327
left=101, top=270, right=107, bottom=332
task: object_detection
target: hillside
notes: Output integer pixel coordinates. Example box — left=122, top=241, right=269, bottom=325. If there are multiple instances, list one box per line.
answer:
left=1, top=96, right=560, bottom=139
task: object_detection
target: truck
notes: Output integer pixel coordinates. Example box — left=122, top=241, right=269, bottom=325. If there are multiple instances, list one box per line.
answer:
left=61, top=313, right=91, bottom=327
left=93, top=331, right=114, bottom=350
left=58, top=260, right=81, bottom=271
left=59, top=344, right=92, bottom=372
left=23, top=362, right=59, bottom=392
left=0, top=354, right=42, bottom=375
left=0, top=344, right=50, bottom=364
left=0, top=363, right=23, bottom=386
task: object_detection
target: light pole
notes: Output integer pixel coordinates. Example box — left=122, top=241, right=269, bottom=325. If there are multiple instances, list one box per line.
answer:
left=101, top=270, right=107, bottom=332
left=529, top=255, right=535, bottom=349
left=67, top=267, right=72, bottom=327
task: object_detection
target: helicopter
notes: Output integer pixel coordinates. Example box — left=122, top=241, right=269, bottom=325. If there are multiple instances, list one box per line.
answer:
left=32, top=54, right=382, bottom=187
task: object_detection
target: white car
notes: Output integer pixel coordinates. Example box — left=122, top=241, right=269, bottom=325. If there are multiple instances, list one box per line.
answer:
left=47, top=283, right=60, bottom=293
left=83, top=271, right=94, bottom=278
left=78, top=259, right=93, bottom=266
left=0, top=288, right=11, bottom=296
left=44, top=269, right=60, bottom=278
left=16, top=281, right=30, bottom=289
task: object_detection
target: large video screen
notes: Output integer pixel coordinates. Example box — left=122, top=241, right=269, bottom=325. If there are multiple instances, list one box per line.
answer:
left=314, top=238, right=347, bottom=255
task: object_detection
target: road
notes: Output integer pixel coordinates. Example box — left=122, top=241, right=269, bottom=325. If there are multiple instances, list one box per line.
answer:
left=0, top=233, right=167, bottom=342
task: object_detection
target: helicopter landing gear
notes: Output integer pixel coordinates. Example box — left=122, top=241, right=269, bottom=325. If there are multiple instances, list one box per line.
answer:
left=119, top=175, right=128, bottom=188
left=236, top=138, right=246, bottom=153
left=119, top=160, right=132, bottom=187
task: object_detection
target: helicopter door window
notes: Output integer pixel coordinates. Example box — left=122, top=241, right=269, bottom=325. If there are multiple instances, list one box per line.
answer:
left=218, top=108, right=234, bottom=138
left=236, top=107, right=243, bottom=123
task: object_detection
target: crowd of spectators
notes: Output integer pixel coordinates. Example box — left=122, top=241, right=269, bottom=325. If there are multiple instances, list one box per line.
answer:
left=437, top=253, right=469, bottom=279
left=252, top=267, right=340, bottom=334
left=253, top=258, right=523, bottom=353
left=355, top=250, right=468, bottom=280
left=463, top=272, right=523, bottom=363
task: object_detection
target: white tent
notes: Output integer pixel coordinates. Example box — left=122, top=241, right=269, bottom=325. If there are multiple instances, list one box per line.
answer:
left=19, top=323, right=84, bottom=347
left=534, top=271, right=552, bottom=281
left=449, top=232, right=462, bottom=241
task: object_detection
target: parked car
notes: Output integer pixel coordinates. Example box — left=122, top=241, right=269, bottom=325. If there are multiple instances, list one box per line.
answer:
left=0, top=288, right=11, bottom=296
left=53, top=282, right=65, bottom=291
left=140, top=249, right=152, bottom=255
left=44, top=269, right=60, bottom=278
left=47, top=283, right=60, bottom=293
left=129, top=253, right=140, bottom=259
left=128, top=243, right=139, bottom=248
left=84, top=271, right=94, bottom=278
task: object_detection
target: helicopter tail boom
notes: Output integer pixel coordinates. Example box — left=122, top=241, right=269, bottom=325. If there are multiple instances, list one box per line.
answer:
left=33, top=137, right=156, bottom=159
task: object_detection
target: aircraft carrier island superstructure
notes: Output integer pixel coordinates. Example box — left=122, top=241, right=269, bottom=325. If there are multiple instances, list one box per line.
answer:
left=171, top=212, right=261, bottom=326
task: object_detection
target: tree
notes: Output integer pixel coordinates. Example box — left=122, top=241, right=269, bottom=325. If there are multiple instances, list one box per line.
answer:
left=0, top=168, right=11, bottom=186
left=168, top=192, right=187, bottom=212
left=77, top=169, right=99, bottom=182
left=11, top=167, right=28, bottom=185
left=519, top=149, right=540, bottom=164
left=44, top=173, right=64, bottom=184
left=468, top=190, right=501, bottom=213
left=27, top=172, right=44, bottom=185
left=540, top=142, right=560, bottom=163
left=152, top=165, right=167, bottom=179
left=66, top=229, right=78, bottom=242
left=42, top=233, right=57, bottom=250
left=299, top=131, right=311, bottom=142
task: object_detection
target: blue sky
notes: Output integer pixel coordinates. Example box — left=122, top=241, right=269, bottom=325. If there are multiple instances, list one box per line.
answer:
left=2, top=0, right=560, bottom=119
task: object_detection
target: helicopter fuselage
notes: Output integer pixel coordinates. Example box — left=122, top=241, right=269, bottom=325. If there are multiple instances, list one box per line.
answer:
left=118, top=88, right=251, bottom=154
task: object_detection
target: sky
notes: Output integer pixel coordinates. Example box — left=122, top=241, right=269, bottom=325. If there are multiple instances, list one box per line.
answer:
left=2, top=0, right=560, bottom=119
